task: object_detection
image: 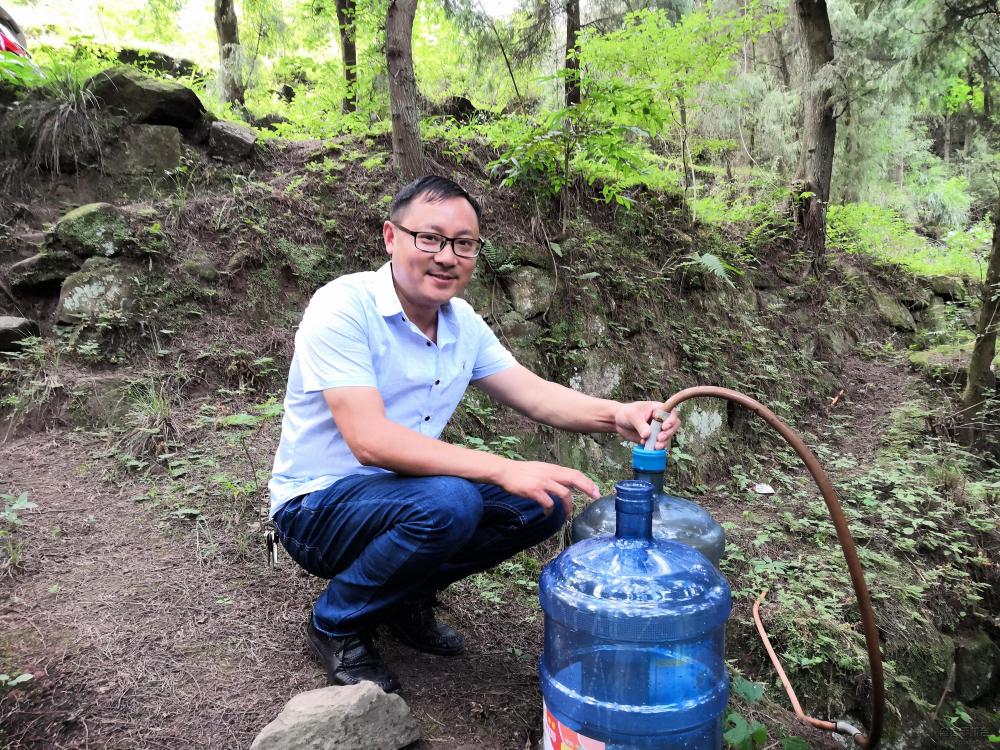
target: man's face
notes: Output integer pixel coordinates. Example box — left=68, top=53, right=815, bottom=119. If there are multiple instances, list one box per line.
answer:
left=383, top=194, right=479, bottom=314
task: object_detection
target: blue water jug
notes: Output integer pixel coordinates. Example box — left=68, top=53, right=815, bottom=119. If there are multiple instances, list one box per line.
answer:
left=540, top=480, right=731, bottom=749
left=570, top=446, right=725, bottom=567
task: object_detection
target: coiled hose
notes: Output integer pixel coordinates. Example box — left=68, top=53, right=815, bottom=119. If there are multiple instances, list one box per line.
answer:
left=654, top=386, right=884, bottom=749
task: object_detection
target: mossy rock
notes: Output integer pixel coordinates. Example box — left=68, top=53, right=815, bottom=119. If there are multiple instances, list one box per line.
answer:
left=872, top=288, right=916, bottom=331
left=8, top=250, right=81, bottom=291
left=925, top=275, right=966, bottom=300
left=50, top=203, right=135, bottom=259
left=568, top=355, right=624, bottom=400
left=87, top=66, right=205, bottom=129
left=505, top=266, right=554, bottom=320
left=55, top=257, right=138, bottom=325
left=105, top=124, right=182, bottom=175
left=180, top=251, right=220, bottom=282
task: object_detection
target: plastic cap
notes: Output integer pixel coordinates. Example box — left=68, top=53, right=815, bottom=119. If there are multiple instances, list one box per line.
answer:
left=632, top=445, right=667, bottom=472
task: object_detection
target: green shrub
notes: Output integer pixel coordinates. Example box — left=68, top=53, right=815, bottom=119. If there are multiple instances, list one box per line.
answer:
left=827, top=202, right=990, bottom=279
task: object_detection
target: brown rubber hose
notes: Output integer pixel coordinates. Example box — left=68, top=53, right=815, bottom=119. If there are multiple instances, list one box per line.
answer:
left=659, top=386, right=884, bottom=749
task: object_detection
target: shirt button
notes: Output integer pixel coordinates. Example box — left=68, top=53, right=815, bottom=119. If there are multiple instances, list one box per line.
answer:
left=434, top=379, right=440, bottom=385
left=424, top=416, right=431, bottom=421
left=425, top=341, right=431, bottom=347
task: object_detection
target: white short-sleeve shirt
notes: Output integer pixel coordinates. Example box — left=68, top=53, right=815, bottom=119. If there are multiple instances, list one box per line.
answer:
left=268, top=262, right=517, bottom=515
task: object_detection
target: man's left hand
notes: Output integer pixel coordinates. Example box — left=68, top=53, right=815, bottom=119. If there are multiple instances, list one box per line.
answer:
left=614, top=401, right=679, bottom=449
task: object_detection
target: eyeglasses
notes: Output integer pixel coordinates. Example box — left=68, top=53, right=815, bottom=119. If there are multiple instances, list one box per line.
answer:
left=393, top=223, right=484, bottom=259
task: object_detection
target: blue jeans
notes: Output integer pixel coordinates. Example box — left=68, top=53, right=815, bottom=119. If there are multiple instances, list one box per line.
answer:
left=272, top=473, right=566, bottom=637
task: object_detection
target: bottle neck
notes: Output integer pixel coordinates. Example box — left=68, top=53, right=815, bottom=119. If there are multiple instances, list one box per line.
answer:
left=633, top=468, right=665, bottom=494
left=615, top=503, right=653, bottom=540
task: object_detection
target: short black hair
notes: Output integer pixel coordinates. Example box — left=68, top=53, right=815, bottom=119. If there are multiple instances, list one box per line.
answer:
left=389, top=175, right=482, bottom=225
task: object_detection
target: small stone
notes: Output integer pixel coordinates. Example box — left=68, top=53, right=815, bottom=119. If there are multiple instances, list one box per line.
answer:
left=0, top=316, right=40, bottom=353
left=180, top=251, right=219, bottom=281
left=250, top=683, right=420, bottom=750
left=209, top=120, right=258, bottom=161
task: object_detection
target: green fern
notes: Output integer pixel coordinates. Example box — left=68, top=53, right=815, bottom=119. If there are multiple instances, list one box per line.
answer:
left=681, top=252, right=739, bottom=287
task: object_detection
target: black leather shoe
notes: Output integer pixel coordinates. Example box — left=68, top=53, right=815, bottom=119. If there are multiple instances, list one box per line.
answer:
left=305, top=619, right=401, bottom=693
left=386, top=597, right=465, bottom=656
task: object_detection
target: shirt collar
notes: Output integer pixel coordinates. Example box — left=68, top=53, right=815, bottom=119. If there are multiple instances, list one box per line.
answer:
left=374, top=262, right=403, bottom=317
left=374, top=262, right=457, bottom=346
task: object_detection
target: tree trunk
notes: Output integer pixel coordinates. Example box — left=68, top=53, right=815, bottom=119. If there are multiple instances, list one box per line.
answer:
left=792, top=0, right=836, bottom=263
left=386, top=0, right=423, bottom=181
left=564, top=0, right=581, bottom=107
left=773, top=32, right=792, bottom=91
left=335, top=0, right=358, bottom=113
left=959, top=195, right=1000, bottom=443
left=943, top=114, right=951, bottom=164
left=214, top=0, right=245, bottom=106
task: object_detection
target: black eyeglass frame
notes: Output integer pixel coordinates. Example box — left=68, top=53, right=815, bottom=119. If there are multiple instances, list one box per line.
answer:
left=392, top=223, right=485, bottom=259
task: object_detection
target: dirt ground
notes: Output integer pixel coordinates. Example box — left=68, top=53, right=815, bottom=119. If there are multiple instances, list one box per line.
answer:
left=0, top=349, right=913, bottom=750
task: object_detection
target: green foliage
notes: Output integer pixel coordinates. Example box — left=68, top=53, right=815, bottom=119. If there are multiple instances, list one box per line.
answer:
left=1, top=491, right=36, bottom=574
left=0, top=50, right=42, bottom=86
left=827, top=203, right=991, bottom=279
left=0, top=672, right=34, bottom=693
left=489, top=5, right=778, bottom=206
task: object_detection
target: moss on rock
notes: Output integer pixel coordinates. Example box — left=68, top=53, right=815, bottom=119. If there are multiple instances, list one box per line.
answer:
left=51, top=203, right=135, bottom=259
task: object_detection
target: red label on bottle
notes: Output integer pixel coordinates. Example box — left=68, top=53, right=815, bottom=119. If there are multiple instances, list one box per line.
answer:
left=543, top=703, right=606, bottom=749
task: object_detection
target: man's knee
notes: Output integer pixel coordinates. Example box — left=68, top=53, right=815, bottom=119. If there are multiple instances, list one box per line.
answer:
left=408, top=476, right=483, bottom=545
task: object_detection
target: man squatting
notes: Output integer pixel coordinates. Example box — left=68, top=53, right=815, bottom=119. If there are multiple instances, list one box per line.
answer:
left=269, top=175, right=680, bottom=692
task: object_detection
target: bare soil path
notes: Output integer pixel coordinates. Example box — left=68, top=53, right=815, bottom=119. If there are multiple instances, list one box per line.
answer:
left=0, top=430, right=542, bottom=749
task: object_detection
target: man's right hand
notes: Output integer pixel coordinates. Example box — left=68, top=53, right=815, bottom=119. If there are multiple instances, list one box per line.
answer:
left=494, top=460, right=600, bottom=517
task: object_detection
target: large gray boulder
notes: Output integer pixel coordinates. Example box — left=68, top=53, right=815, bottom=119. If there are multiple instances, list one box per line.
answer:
left=50, top=203, right=135, bottom=259
left=105, top=124, right=182, bottom=174
left=250, top=683, right=420, bottom=750
left=55, top=257, right=138, bottom=324
left=87, top=67, right=205, bottom=129
left=209, top=120, right=258, bottom=161
left=0, top=316, right=39, bottom=352
left=955, top=630, right=999, bottom=703
left=871, top=288, right=916, bottom=331
left=506, top=266, right=554, bottom=320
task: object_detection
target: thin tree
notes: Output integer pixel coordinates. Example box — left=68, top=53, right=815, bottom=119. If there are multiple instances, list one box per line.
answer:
left=387, top=0, right=424, bottom=180
left=791, top=0, right=836, bottom=263
left=959, top=196, right=1000, bottom=441
left=214, top=0, right=246, bottom=106
left=565, top=0, right=581, bottom=106
left=335, top=0, right=358, bottom=113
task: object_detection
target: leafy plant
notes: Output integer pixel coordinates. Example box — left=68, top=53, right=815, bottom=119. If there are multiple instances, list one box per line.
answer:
left=1, top=492, right=36, bottom=574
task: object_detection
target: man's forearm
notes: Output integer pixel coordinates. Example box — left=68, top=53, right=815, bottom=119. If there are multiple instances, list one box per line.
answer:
left=516, top=380, right=621, bottom=434
left=353, top=418, right=511, bottom=483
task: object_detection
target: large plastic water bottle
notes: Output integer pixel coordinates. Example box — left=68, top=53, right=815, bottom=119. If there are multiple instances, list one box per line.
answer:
left=570, top=446, right=725, bottom=567
left=541, top=480, right=731, bottom=749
